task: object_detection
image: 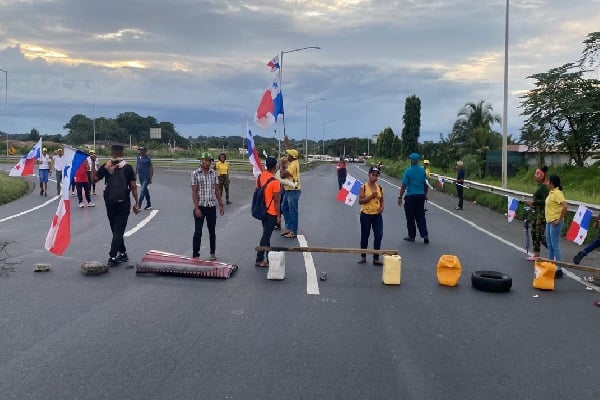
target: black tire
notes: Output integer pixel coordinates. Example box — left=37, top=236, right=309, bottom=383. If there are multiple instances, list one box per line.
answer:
left=471, top=270, right=512, bottom=293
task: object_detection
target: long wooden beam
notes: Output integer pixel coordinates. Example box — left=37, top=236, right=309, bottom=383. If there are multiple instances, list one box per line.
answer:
left=255, top=246, right=398, bottom=255
left=537, top=258, right=600, bottom=274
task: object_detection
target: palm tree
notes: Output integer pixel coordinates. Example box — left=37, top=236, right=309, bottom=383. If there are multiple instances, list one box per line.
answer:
left=456, top=100, right=502, bottom=151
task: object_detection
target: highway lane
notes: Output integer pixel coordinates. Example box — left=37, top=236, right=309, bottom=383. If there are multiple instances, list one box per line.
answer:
left=0, top=164, right=599, bottom=399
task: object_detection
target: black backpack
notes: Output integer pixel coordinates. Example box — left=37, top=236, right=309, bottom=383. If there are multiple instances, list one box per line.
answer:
left=251, top=176, right=276, bottom=220
left=105, top=165, right=130, bottom=204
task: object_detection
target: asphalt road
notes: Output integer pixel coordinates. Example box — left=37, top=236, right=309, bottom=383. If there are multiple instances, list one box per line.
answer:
left=1, top=163, right=599, bottom=400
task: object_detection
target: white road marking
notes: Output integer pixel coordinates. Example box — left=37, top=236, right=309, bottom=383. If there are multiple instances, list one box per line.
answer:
left=366, top=168, right=600, bottom=293
left=297, top=235, right=320, bottom=295
left=0, top=195, right=59, bottom=223
left=125, top=209, right=159, bottom=237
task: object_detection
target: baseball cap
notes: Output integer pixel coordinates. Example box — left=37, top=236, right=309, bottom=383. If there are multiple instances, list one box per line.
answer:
left=201, top=152, right=213, bottom=161
left=57, top=148, right=63, bottom=153
left=423, top=159, right=429, bottom=164
left=89, top=149, right=95, bottom=154
left=368, top=166, right=380, bottom=175
left=139, top=146, right=146, bottom=151
left=285, top=149, right=298, bottom=158
left=409, top=153, right=420, bottom=161
left=42, top=147, right=47, bottom=152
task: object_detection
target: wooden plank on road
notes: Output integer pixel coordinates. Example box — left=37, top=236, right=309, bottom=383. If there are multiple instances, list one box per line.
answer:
left=255, top=246, right=398, bottom=255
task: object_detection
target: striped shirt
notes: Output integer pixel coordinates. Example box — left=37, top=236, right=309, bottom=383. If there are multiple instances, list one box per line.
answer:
left=191, top=168, right=218, bottom=207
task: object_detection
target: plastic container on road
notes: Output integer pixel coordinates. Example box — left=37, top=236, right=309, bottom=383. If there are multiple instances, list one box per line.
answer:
left=382, top=255, right=401, bottom=285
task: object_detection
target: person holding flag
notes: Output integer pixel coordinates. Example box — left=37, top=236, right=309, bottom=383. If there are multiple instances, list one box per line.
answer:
left=545, top=175, right=567, bottom=278
left=36, top=147, right=52, bottom=196
left=573, top=212, right=599, bottom=265
left=279, top=137, right=301, bottom=239
left=9, top=138, right=42, bottom=177
left=357, top=166, right=384, bottom=265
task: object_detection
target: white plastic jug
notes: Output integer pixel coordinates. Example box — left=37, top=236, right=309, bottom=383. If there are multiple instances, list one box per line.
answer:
left=267, top=251, right=285, bottom=280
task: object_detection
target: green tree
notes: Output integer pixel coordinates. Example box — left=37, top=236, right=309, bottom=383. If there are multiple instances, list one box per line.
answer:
left=401, top=95, right=421, bottom=158
left=29, top=128, right=40, bottom=141
left=375, top=127, right=399, bottom=159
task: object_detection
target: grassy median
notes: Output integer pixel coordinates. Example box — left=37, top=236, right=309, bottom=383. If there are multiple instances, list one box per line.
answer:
left=0, top=172, right=30, bottom=206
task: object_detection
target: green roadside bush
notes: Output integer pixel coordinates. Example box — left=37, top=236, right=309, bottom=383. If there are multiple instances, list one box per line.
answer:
left=0, top=172, right=30, bottom=206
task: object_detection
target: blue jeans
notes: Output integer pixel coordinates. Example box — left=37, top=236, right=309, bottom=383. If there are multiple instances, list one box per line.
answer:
left=581, top=234, right=600, bottom=256
left=284, top=190, right=301, bottom=234
left=280, top=190, right=289, bottom=227
left=360, top=212, right=383, bottom=260
left=545, top=221, right=563, bottom=261
left=139, top=176, right=151, bottom=206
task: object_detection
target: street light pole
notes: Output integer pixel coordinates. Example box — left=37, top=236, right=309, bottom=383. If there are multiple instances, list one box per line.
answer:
left=501, top=0, right=509, bottom=188
left=92, top=103, right=96, bottom=151
left=279, top=46, right=321, bottom=153
left=322, top=119, right=336, bottom=155
left=305, top=98, right=326, bottom=164
left=0, top=68, right=7, bottom=156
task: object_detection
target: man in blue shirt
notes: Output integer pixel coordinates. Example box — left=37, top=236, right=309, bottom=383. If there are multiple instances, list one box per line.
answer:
left=136, top=146, right=154, bottom=210
left=398, top=153, right=429, bottom=243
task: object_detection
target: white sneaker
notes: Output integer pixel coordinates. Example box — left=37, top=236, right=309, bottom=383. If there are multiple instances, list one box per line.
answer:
left=88, top=202, right=95, bottom=207
left=79, top=203, right=84, bottom=208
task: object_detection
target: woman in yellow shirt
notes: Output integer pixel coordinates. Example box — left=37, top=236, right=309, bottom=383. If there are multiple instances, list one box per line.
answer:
left=545, top=174, right=567, bottom=278
left=357, top=166, right=384, bottom=265
left=215, top=153, right=231, bottom=205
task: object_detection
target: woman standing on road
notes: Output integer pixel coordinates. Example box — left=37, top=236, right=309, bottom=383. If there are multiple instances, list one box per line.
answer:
left=527, top=166, right=549, bottom=261
left=545, top=174, right=567, bottom=278
left=357, top=166, right=384, bottom=265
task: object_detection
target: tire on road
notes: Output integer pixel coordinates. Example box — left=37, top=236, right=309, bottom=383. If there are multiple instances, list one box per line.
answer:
left=81, top=261, right=109, bottom=276
left=471, top=270, right=512, bottom=293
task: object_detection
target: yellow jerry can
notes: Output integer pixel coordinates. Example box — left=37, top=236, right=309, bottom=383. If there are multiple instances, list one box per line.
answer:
left=382, top=255, right=401, bottom=285
left=436, top=255, right=462, bottom=286
left=533, top=259, right=556, bottom=290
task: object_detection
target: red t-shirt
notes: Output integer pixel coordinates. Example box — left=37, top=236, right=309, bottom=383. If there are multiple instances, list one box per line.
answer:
left=74, top=162, right=89, bottom=183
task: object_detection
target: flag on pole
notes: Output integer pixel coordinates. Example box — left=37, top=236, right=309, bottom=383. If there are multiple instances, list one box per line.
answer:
left=507, top=196, right=518, bottom=222
left=254, top=56, right=284, bottom=130
left=9, top=138, right=42, bottom=176
left=45, top=147, right=89, bottom=256
left=267, top=55, right=280, bottom=72
left=246, top=124, right=264, bottom=177
left=336, top=175, right=362, bottom=206
left=565, top=204, right=593, bottom=245
left=437, top=176, right=444, bottom=188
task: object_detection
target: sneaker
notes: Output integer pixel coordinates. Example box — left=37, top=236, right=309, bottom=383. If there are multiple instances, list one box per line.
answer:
left=526, top=255, right=538, bottom=261
left=226, top=200, right=232, bottom=205
left=455, top=206, right=463, bottom=210
left=573, top=251, right=584, bottom=265
left=144, top=205, right=152, bottom=210
left=71, top=192, right=76, bottom=197
left=79, top=203, right=85, bottom=208
left=88, top=202, right=95, bottom=207
left=403, top=237, right=415, bottom=242
left=424, top=237, right=430, bottom=244
left=116, top=253, right=129, bottom=263
left=555, top=269, right=564, bottom=279
left=44, top=191, right=47, bottom=196
left=107, top=257, right=119, bottom=267
left=40, top=189, right=44, bottom=195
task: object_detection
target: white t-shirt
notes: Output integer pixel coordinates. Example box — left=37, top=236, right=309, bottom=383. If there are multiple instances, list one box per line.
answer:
left=52, top=155, right=65, bottom=172
left=38, top=154, right=51, bottom=170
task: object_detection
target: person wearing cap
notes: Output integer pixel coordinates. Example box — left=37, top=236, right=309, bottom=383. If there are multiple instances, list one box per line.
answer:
left=398, top=153, right=429, bottom=243
left=136, top=146, right=154, bottom=210
left=545, top=174, right=567, bottom=278
left=357, top=166, right=385, bottom=264
left=87, top=149, right=99, bottom=195
left=191, top=152, right=225, bottom=261
left=255, top=157, right=281, bottom=267
left=423, top=160, right=431, bottom=178
left=455, top=160, right=465, bottom=210
left=36, top=147, right=52, bottom=196
left=336, top=156, right=347, bottom=190
left=90, top=144, right=140, bottom=266
left=215, top=153, right=231, bottom=205
left=52, top=148, right=65, bottom=195
left=279, top=142, right=301, bottom=238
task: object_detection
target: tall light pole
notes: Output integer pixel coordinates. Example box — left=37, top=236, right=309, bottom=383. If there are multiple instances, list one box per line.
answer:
left=501, top=0, right=509, bottom=188
left=92, top=103, right=96, bottom=151
left=279, top=46, right=321, bottom=153
left=0, top=68, right=7, bottom=156
left=322, top=119, right=336, bottom=155
left=305, top=98, right=326, bottom=163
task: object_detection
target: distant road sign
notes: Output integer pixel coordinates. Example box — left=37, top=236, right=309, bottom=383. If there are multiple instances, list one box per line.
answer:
left=9, top=146, right=16, bottom=155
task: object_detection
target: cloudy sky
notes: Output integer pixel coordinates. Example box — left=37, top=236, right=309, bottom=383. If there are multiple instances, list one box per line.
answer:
left=0, top=0, right=598, bottom=144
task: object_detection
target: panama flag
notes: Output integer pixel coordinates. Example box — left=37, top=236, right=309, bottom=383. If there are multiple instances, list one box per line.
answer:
left=437, top=176, right=445, bottom=188
left=246, top=124, right=264, bottom=178
left=336, top=175, right=362, bottom=206
left=45, top=147, right=89, bottom=256
left=267, top=55, right=280, bottom=72
left=507, top=196, right=518, bottom=222
left=9, top=138, right=42, bottom=176
left=565, top=204, right=594, bottom=245
left=254, top=58, right=284, bottom=130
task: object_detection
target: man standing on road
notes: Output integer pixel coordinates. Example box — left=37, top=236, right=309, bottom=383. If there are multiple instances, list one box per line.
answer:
left=37, top=147, right=52, bottom=196
left=398, top=153, right=429, bottom=244
left=455, top=160, right=465, bottom=210
left=191, top=152, right=225, bottom=261
left=90, top=144, right=140, bottom=266
left=255, top=157, right=281, bottom=267
left=215, top=153, right=232, bottom=205
left=336, top=157, right=347, bottom=190
left=279, top=146, right=301, bottom=239
left=136, top=146, right=154, bottom=210
left=52, top=148, right=65, bottom=195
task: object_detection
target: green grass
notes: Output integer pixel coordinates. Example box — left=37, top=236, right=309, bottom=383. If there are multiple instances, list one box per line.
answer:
left=0, top=172, right=30, bottom=206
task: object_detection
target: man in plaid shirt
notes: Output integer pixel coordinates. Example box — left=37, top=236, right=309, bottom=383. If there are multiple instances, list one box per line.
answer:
left=191, top=152, right=225, bottom=261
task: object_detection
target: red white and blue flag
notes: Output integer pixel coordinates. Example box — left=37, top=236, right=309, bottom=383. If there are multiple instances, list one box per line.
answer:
left=246, top=124, right=264, bottom=178
left=507, top=196, right=518, bottom=222
left=565, top=204, right=593, bottom=245
left=45, top=146, right=89, bottom=255
left=254, top=56, right=284, bottom=130
left=267, top=55, right=280, bottom=72
left=438, top=176, right=445, bottom=188
left=9, top=138, right=42, bottom=176
left=336, top=175, right=362, bottom=207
